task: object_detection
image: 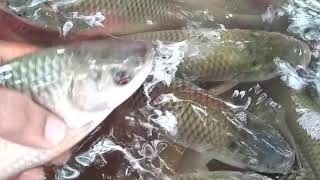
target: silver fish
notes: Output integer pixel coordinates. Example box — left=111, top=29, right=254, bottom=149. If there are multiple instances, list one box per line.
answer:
left=0, top=38, right=154, bottom=179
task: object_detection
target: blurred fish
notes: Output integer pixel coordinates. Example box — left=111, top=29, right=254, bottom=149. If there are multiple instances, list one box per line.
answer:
left=169, top=171, right=272, bottom=180
left=0, top=8, right=95, bottom=46
left=0, top=0, right=289, bottom=44
left=138, top=79, right=295, bottom=174
left=284, top=89, right=320, bottom=179
left=0, top=38, right=155, bottom=179
left=180, top=0, right=286, bottom=15
left=125, top=29, right=311, bottom=93
left=1, top=0, right=187, bottom=37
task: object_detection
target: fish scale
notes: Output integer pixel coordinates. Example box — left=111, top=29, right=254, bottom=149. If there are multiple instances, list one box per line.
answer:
left=154, top=99, right=244, bottom=163
left=1, top=47, right=80, bottom=109
left=133, top=80, right=295, bottom=173
left=147, top=80, right=247, bottom=163
left=59, top=0, right=183, bottom=25
left=124, top=29, right=310, bottom=83
left=0, top=39, right=155, bottom=179
left=283, top=91, right=320, bottom=179
left=171, top=171, right=272, bottom=180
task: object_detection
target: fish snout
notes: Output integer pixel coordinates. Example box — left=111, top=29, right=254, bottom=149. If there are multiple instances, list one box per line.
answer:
left=287, top=38, right=311, bottom=67
left=238, top=124, right=295, bottom=174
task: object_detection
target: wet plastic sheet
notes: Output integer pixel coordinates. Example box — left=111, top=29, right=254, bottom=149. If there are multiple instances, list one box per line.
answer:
left=0, top=0, right=320, bottom=180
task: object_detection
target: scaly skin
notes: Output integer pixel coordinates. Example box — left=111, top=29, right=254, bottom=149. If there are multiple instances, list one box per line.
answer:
left=0, top=38, right=154, bottom=179
left=1, top=0, right=290, bottom=44
left=3, top=0, right=187, bottom=36
left=285, top=90, right=320, bottom=179
left=170, top=171, right=272, bottom=180
left=124, top=29, right=311, bottom=83
left=121, top=80, right=295, bottom=174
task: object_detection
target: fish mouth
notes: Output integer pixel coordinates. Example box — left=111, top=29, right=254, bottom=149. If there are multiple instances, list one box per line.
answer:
left=299, top=40, right=312, bottom=66
left=287, top=38, right=311, bottom=67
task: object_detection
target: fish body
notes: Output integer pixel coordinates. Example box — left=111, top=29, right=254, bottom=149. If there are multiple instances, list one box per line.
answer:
left=2, top=0, right=187, bottom=37
left=0, top=8, right=97, bottom=46
left=285, top=90, right=320, bottom=179
left=139, top=80, right=295, bottom=174
left=1, top=0, right=289, bottom=45
left=0, top=38, right=154, bottom=179
left=169, top=171, right=272, bottom=180
left=180, top=0, right=285, bottom=14
left=124, top=29, right=311, bottom=83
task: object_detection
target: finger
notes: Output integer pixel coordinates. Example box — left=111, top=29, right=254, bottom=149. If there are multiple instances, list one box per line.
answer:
left=0, top=40, right=40, bottom=63
left=0, top=88, right=66, bottom=148
left=18, top=167, right=46, bottom=180
left=50, top=151, right=72, bottom=166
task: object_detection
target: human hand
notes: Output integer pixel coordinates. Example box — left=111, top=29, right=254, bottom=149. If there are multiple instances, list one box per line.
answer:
left=0, top=41, right=70, bottom=180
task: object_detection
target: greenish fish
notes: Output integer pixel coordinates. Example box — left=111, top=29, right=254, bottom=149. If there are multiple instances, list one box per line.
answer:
left=0, top=0, right=289, bottom=43
left=169, top=171, right=272, bottom=180
left=139, top=80, right=295, bottom=174
left=226, top=82, right=316, bottom=180
left=1, top=0, right=187, bottom=37
left=0, top=38, right=155, bottom=179
left=124, top=29, right=311, bottom=87
left=284, top=90, right=320, bottom=179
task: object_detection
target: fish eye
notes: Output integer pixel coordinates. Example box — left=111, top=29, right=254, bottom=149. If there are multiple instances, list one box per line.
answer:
left=251, top=61, right=258, bottom=67
left=17, top=10, right=27, bottom=17
left=112, top=69, right=132, bottom=85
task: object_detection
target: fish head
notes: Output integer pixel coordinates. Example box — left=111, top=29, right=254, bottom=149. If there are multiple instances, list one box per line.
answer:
left=235, top=119, right=295, bottom=174
left=269, top=33, right=311, bottom=67
left=0, top=39, right=155, bottom=180
left=67, top=38, right=155, bottom=120
left=235, top=30, right=311, bottom=81
left=69, top=41, right=154, bottom=111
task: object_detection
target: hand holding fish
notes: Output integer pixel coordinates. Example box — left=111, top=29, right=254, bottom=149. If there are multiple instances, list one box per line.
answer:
left=0, top=41, right=69, bottom=180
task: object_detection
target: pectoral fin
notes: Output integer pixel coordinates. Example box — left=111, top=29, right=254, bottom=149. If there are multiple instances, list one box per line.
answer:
left=207, top=81, right=239, bottom=96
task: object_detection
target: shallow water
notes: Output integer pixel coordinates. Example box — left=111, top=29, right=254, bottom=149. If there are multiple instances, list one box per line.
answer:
left=2, top=0, right=320, bottom=179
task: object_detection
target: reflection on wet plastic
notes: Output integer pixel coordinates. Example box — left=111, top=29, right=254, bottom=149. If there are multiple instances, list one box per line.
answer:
left=2, top=0, right=320, bottom=179
left=54, top=79, right=296, bottom=179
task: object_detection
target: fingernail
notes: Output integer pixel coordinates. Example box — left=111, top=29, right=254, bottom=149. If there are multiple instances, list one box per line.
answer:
left=44, top=116, right=66, bottom=146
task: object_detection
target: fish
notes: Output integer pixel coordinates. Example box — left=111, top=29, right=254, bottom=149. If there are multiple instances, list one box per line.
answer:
left=0, top=38, right=155, bottom=179
left=168, top=171, right=272, bottom=180
left=1, top=0, right=187, bottom=37
left=223, top=82, right=317, bottom=180
left=0, top=0, right=289, bottom=45
left=179, top=0, right=286, bottom=15
left=131, top=79, right=296, bottom=174
left=0, top=8, right=90, bottom=46
left=124, top=29, right=311, bottom=93
left=283, top=89, right=320, bottom=179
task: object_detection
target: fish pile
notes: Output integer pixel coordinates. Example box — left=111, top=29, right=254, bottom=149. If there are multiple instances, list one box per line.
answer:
left=0, top=0, right=318, bottom=180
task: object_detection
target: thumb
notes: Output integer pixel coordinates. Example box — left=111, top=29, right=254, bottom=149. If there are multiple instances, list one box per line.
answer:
left=0, top=87, right=66, bottom=148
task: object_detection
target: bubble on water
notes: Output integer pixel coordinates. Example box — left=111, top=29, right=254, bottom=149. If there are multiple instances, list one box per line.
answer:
left=52, top=0, right=80, bottom=9
left=257, top=93, right=268, bottom=105
left=62, top=21, right=74, bottom=36
left=298, top=110, right=320, bottom=140
left=74, top=152, right=96, bottom=167
left=56, top=138, right=153, bottom=179
left=150, top=110, right=178, bottom=137
left=56, top=165, right=80, bottom=180
left=283, top=0, right=320, bottom=42
left=70, top=11, right=106, bottom=27
left=274, top=58, right=308, bottom=90
left=261, top=6, right=277, bottom=24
